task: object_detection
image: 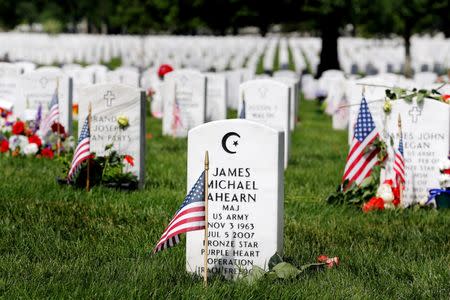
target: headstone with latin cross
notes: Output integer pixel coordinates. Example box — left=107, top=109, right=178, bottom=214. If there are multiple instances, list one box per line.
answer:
left=162, top=69, right=207, bottom=137
left=186, top=119, right=284, bottom=279
left=382, top=99, right=449, bottom=206
left=238, top=79, right=291, bottom=168
left=78, top=83, right=146, bottom=188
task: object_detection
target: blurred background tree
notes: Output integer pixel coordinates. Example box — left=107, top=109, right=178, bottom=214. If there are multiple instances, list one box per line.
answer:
left=0, top=0, right=448, bottom=75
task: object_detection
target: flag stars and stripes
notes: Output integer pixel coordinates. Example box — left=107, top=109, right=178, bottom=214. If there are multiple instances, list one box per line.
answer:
left=342, top=97, right=380, bottom=186
left=394, top=133, right=405, bottom=186
left=153, top=171, right=206, bottom=254
left=67, top=117, right=91, bottom=182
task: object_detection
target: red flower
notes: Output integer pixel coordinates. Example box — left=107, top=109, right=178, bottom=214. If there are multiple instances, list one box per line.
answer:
left=362, top=197, right=385, bottom=213
left=0, top=140, right=9, bottom=153
left=442, top=94, right=450, bottom=103
left=51, top=123, right=66, bottom=136
left=28, top=135, right=42, bottom=147
left=41, top=147, right=54, bottom=159
left=317, top=255, right=340, bottom=269
left=12, top=121, right=25, bottom=135
left=124, top=155, right=134, bottom=166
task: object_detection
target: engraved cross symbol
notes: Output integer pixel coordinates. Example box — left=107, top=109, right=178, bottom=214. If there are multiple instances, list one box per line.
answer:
left=39, top=77, right=48, bottom=88
left=408, top=105, right=422, bottom=123
left=179, top=75, right=188, bottom=86
left=104, top=90, right=115, bottom=107
left=258, top=86, right=268, bottom=98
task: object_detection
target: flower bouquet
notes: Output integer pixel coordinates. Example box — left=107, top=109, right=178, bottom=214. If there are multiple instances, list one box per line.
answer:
left=426, top=156, right=450, bottom=208
left=0, top=117, right=74, bottom=159
left=60, top=143, right=138, bottom=190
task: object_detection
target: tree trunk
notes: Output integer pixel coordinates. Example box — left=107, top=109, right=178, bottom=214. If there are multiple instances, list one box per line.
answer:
left=403, top=29, right=412, bottom=78
left=317, top=18, right=340, bottom=78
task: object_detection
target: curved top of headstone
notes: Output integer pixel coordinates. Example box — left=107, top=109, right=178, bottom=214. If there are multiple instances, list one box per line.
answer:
left=165, top=69, right=204, bottom=79
left=240, top=78, right=289, bottom=90
left=35, top=66, right=63, bottom=73
left=80, top=82, right=141, bottom=95
left=189, top=118, right=281, bottom=136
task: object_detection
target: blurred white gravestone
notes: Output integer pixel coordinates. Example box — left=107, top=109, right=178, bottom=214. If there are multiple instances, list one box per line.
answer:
left=162, top=70, right=207, bottom=137
left=0, top=63, right=21, bottom=107
left=238, top=79, right=291, bottom=168
left=382, top=99, right=449, bottom=207
left=226, top=70, right=242, bottom=110
left=205, top=73, right=227, bottom=121
left=17, top=70, right=73, bottom=134
left=78, top=84, right=146, bottom=188
left=273, top=76, right=298, bottom=131
left=186, top=119, right=284, bottom=279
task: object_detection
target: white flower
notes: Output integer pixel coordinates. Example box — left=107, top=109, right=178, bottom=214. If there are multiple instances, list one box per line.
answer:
left=23, top=143, right=38, bottom=155
left=63, top=136, right=75, bottom=150
left=376, top=183, right=394, bottom=203
left=439, top=159, right=450, bottom=171
left=439, top=174, right=450, bottom=188
left=9, top=135, right=28, bottom=151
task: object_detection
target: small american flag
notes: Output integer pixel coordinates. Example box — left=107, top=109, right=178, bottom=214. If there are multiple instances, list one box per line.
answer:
left=40, top=90, right=60, bottom=135
left=342, top=97, right=380, bottom=186
left=171, top=99, right=182, bottom=135
left=394, top=131, right=405, bottom=187
left=33, top=103, right=42, bottom=133
left=154, top=171, right=206, bottom=253
left=67, top=117, right=91, bottom=182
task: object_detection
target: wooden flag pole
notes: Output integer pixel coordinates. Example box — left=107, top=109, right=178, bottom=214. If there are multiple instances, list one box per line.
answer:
left=86, top=103, right=92, bottom=192
left=203, top=151, right=209, bottom=287
left=398, top=114, right=403, bottom=205
left=56, top=78, right=61, bottom=157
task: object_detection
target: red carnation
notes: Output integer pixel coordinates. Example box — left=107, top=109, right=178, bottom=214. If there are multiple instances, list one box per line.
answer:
left=362, top=197, right=385, bottom=213
left=41, top=147, right=54, bottom=159
left=12, top=121, right=25, bottom=135
left=28, top=135, right=42, bottom=147
left=442, top=94, right=450, bottom=103
left=157, top=64, right=173, bottom=79
left=317, top=255, right=340, bottom=269
left=0, top=140, right=9, bottom=153
left=51, top=123, right=66, bottom=136
left=124, top=155, right=134, bottom=166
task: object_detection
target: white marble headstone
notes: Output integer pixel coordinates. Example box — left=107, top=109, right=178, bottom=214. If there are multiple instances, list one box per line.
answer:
left=382, top=99, right=449, bottom=206
left=0, top=63, right=21, bottom=107
left=205, top=73, right=227, bottom=121
left=238, top=79, right=291, bottom=168
left=226, top=70, right=242, bottom=110
left=186, top=119, right=284, bottom=279
left=273, top=77, right=298, bottom=130
left=17, top=70, right=73, bottom=134
left=78, top=84, right=146, bottom=188
left=162, top=70, right=207, bottom=137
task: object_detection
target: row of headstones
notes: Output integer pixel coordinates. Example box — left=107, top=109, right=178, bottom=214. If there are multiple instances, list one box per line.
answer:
left=160, top=69, right=300, bottom=169
left=3, top=67, right=288, bottom=279
left=0, top=33, right=268, bottom=71
left=319, top=71, right=450, bottom=207
left=289, top=36, right=450, bottom=76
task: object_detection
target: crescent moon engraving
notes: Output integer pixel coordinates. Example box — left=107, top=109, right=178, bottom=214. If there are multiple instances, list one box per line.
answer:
left=221, top=132, right=241, bottom=154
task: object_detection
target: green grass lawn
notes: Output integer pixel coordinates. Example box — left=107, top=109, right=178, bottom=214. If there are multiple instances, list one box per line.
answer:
left=1, top=100, right=450, bottom=299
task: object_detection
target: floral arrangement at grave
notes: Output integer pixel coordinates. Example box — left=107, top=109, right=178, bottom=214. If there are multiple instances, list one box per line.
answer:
left=60, top=114, right=138, bottom=189
left=382, top=83, right=449, bottom=114
left=0, top=108, right=74, bottom=159
left=238, top=253, right=340, bottom=284
left=424, top=155, right=450, bottom=209
left=327, top=83, right=449, bottom=212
